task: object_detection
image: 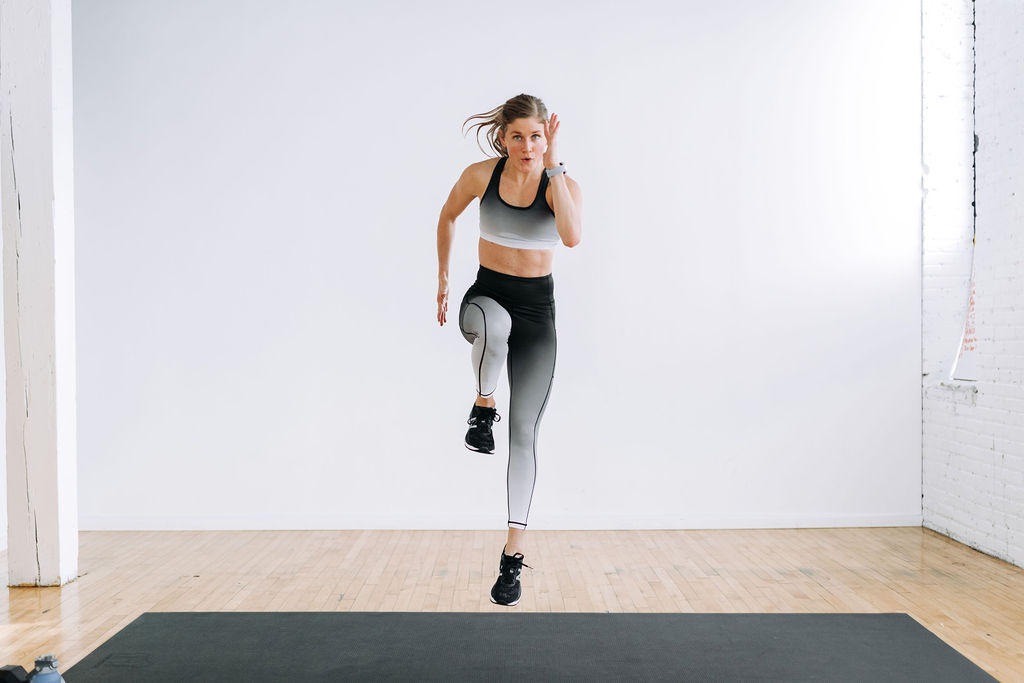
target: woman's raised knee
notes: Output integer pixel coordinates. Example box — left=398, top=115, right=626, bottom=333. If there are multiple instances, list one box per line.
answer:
left=466, top=297, right=512, bottom=342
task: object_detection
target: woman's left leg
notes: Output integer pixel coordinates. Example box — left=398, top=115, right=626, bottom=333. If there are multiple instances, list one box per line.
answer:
left=489, top=300, right=556, bottom=607
left=504, top=300, right=557, bottom=541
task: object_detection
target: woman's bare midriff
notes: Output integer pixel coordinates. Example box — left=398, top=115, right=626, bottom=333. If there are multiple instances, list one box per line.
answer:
left=478, top=238, right=554, bottom=278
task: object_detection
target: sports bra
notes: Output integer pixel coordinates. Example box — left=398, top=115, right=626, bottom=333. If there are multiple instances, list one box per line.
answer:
left=479, top=156, right=560, bottom=250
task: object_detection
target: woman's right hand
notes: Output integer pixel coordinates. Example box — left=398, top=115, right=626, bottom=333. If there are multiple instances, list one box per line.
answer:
left=437, top=281, right=449, bottom=326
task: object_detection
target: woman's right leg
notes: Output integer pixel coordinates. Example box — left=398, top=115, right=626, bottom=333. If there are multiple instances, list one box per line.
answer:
left=458, top=291, right=512, bottom=453
left=458, top=294, right=513, bottom=398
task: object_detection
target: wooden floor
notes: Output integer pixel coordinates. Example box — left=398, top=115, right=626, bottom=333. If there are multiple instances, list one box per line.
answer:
left=1, top=527, right=1022, bottom=679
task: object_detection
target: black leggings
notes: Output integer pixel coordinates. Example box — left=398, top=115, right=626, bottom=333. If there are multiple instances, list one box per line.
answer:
left=458, top=265, right=557, bottom=530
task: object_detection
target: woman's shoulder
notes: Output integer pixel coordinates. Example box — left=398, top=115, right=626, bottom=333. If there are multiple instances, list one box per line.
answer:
left=468, top=156, right=502, bottom=176
left=461, top=156, right=503, bottom=199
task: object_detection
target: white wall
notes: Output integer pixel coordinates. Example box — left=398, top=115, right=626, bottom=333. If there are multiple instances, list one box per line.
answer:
left=39, top=0, right=922, bottom=535
left=0, top=190, right=3, bottom=548
left=923, top=0, right=1024, bottom=568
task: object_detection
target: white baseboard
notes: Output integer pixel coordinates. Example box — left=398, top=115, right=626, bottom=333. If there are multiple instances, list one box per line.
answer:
left=78, top=512, right=924, bottom=531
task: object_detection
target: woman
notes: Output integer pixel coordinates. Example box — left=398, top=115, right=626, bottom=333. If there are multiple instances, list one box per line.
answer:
left=435, top=93, right=583, bottom=606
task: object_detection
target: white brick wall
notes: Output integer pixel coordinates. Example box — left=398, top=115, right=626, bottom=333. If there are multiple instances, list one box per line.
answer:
left=922, top=0, right=1024, bottom=568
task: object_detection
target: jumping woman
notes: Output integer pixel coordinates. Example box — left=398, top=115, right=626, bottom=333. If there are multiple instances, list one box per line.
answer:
left=436, top=93, right=583, bottom=606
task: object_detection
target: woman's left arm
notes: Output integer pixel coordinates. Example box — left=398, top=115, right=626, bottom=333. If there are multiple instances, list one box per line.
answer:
left=548, top=173, right=582, bottom=248
left=543, top=113, right=582, bottom=248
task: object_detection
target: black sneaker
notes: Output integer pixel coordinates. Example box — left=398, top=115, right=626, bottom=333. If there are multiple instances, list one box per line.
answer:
left=489, top=548, right=531, bottom=606
left=465, top=404, right=500, bottom=454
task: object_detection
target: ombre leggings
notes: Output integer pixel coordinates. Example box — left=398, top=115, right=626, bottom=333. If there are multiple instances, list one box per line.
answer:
left=458, top=265, right=557, bottom=530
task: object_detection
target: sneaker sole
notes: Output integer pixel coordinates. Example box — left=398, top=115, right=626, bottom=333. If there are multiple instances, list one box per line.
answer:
left=490, top=594, right=520, bottom=606
left=465, top=442, right=495, bottom=455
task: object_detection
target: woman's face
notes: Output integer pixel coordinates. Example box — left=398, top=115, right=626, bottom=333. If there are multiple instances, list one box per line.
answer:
left=500, top=116, right=547, bottom=169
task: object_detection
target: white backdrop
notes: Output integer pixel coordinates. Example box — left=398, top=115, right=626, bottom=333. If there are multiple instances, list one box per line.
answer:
left=43, top=0, right=922, bottom=533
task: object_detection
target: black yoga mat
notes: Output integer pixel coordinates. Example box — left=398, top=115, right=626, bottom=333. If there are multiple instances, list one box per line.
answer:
left=64, top=611, right=995, bottom=682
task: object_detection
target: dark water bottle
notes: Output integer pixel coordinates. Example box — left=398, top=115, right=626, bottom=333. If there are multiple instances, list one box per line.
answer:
left=27, top=655, right=64, bottom=683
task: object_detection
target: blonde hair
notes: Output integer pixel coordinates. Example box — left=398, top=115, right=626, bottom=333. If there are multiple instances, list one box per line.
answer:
left=462, top=93, right=549, bottom=158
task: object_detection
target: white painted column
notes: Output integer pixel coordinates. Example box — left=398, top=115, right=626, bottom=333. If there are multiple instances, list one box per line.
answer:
left=0, top=0, right=78, bottom=586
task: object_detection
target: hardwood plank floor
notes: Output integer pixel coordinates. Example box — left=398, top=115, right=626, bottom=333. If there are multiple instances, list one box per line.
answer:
left=1, top=527, right=1022, bottom=679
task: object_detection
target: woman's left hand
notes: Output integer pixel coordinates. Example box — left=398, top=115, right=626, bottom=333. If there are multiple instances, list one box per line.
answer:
left=542, top=113, right=560, bottom=169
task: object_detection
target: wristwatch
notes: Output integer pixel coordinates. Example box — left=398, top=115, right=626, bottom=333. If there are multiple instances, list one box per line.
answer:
left=545, top=162, right=566, bottom=178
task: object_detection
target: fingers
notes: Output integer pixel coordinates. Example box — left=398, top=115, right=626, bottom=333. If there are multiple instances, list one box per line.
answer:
left=437, top=295, right=448, bottom=326
left=545, top=113, right=559, bottom=141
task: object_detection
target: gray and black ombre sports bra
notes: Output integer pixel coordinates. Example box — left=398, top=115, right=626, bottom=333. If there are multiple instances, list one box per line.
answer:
left=479, top=156, right=560, bottom=250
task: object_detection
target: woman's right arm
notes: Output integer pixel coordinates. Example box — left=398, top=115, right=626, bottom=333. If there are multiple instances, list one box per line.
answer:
left=437, top=165, right=480, bottom=326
